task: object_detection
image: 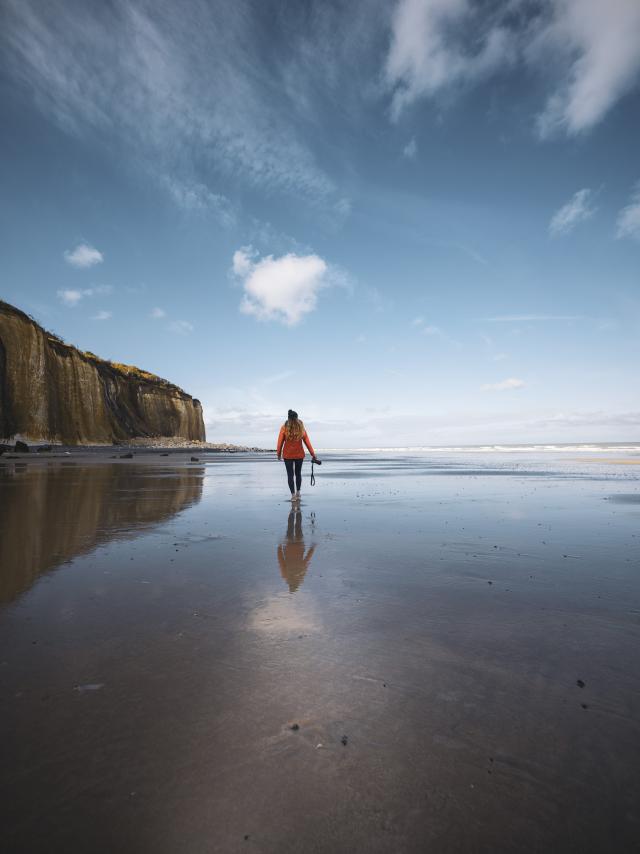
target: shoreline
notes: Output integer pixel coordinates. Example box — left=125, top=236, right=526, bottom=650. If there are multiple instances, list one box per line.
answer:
left=0, top=439, right=273, bottom=461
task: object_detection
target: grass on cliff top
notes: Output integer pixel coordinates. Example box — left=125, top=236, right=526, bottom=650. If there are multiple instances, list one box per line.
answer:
left=82, top=352, right=158, bottom=380
left=80, top=352, right=181, bottom=390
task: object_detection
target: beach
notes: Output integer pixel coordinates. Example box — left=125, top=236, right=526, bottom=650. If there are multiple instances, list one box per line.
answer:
left=1, top=448, right=639, bottom=853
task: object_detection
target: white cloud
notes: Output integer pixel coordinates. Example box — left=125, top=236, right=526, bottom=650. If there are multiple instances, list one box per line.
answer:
left=232, top=248, right=255, bottom=277
left=150, top=307, right=166, bottom=319
left=616, top=181, right=640, bottom=241
left=533, top=0, right=640, bottom=137
left=168, top=320, right=194, bottom=334
left=403, top=137, right=418, bottom=158
left=233, top=247, right=330, bottom=326
left=161, top=176, right=236, bottom=227
left=481, top=377, right=525, bottom=392
left=2, top=1, right=338, bottom=208
left=549, top=188, right=596, bottom=236
left=411, top=316, right=424, bottom=327
left=64, top=243, right=103, bottom=268
left=384, top=0, right=640, bottom=136
left=385, top=0, right=515, bottom=121
left=56, top=285, right=112, bottom=306
left=57, top=289, right=84, bottom=306
left=91, top=310, right=112, bottom=320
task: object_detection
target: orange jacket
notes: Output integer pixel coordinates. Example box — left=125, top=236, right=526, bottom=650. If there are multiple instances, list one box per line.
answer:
left=277, top=425, right=316, bottom=460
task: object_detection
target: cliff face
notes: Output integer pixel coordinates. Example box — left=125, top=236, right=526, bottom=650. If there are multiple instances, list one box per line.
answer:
left=0, top=301, right=205, bottom=444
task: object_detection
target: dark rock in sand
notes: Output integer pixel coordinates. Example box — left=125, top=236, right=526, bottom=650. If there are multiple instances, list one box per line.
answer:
left=191, top=456, right=199, bottom=462
left=120, top=452, right=134, bottom=459
left=576, top=679, right=585, bottom=688
left=14, top=440, right=29, bottom=453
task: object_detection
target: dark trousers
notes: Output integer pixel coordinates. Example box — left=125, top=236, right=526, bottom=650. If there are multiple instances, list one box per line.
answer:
left=284, top=458, right=303, bottom=493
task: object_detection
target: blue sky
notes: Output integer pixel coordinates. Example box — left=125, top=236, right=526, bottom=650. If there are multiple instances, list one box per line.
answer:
left=1, top=0, right=639, bottom=447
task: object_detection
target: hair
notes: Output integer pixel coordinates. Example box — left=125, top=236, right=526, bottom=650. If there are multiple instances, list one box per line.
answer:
left=285, top=410, right=304, bottom=440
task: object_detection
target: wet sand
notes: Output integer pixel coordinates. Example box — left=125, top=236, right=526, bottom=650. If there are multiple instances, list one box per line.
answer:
left=1, top=451, right=639, bottom=853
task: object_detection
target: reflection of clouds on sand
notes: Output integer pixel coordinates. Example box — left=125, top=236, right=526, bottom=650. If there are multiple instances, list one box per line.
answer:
left=248, top=594, right=320, bottom=637
left=277, top=508, right=316, bottom=593
left=248, top=509, right=319, bottom=637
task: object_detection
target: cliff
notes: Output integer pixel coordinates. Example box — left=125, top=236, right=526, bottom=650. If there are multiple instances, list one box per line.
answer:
left=0, top=301, right=205, bottom=444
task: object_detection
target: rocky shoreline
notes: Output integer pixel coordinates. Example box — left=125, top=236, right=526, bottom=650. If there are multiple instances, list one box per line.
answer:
left=0, top=439, right=273, bottom=458
left=122, top=437, right=271, bottom=452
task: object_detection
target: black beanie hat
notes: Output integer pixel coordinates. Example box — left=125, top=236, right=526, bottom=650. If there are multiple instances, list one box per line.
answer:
left=288, top=409, right=298, bottom=420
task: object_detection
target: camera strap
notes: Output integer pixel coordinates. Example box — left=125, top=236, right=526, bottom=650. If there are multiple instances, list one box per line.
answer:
left=310, top=458, right=316, bottom=486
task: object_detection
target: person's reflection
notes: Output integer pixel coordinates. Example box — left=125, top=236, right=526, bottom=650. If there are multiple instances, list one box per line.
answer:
left=277, top=508, right=316, bottom=593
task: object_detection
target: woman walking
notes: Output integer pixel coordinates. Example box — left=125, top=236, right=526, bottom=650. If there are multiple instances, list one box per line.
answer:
left=277, top=410, right=317, bottom=502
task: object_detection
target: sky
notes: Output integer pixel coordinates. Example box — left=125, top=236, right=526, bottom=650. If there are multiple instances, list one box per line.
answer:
left=1, top=0, right=639, bottom=448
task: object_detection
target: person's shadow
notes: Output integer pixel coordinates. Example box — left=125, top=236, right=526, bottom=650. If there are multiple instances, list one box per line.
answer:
left=277, top=508, right=316, bottom=593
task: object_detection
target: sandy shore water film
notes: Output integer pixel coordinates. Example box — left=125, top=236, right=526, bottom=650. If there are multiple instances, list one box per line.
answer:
left=1, top=447, right=639, bottom=852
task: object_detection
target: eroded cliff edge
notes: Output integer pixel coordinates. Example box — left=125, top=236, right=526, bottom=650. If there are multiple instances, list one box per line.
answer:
left=0, top=301, right=205, bottom=444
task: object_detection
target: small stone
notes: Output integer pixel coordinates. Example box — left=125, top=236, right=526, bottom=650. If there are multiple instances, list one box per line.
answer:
left=341, top=735, right=348, bottom=746
left=290, top=723, right=300, bottom=731
left=576, top=679, right=585, bottom=688
left=581, top=703, right=588, bottom=709
left=120, top=452, right=133, bottom=459
left=191, top=456, right=199, bottom=462
left=14, top=440, right=30, bottom=453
